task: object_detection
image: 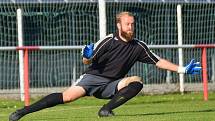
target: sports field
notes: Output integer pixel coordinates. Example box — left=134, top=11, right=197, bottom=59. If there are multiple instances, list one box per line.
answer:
left=1, top=92, right=215, bottom=121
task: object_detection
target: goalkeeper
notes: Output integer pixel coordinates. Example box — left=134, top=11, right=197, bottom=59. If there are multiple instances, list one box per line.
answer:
left=9, top=11, right=201, bottom=121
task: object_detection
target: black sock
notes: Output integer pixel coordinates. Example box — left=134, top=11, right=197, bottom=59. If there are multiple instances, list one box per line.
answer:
left=103, top=82, right=143, bottom=111
left=19, top=93, right=64, bottom=116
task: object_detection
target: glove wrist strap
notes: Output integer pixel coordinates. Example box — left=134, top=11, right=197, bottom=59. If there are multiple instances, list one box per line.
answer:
left=177, top=66, right=186, bottom=74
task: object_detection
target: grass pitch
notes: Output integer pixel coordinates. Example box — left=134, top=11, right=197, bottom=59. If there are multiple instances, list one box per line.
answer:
left=1, top=92, right=215, bottom=121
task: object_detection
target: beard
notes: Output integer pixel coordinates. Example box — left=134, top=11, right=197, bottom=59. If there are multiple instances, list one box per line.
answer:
left=121, top=30, right=134, bottom=41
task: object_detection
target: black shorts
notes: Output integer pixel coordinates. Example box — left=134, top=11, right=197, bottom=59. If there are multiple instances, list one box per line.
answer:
left=75, top=74, right=122, bottom=99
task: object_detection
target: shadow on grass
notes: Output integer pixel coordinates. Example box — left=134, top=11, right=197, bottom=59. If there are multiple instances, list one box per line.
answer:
left=27, top=115, right=97, bottom=120
left=117, top=109, right=215, bottom=117
left=23, top=109, right=215, bottom=120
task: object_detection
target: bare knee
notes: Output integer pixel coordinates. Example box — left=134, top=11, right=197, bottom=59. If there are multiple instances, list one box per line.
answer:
left=129, top=76, right=142, bottom=83
left=118, top=76, right=142, bottom=90
left=125, top=76, right=142, bottom=85
left=62, top=86, right=86, bottom=103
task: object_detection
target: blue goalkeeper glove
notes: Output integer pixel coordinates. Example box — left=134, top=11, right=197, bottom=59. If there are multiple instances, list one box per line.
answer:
left=82, top=43, right=94, bottom=59
left=185, top=59, right=202, bottom=74
left=178, top=59, right=202, bottom=74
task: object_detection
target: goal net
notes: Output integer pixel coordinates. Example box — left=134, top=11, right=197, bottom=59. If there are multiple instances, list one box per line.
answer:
left=0, top=1, right=214, bottom=95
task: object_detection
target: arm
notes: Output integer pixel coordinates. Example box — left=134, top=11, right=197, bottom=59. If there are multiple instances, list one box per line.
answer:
left=82, top=57, right=92, bottom=65
left=81, top=43, right=94, bottom=65
left=136, top=41, right=201, bottom=74
left=82, top=35, right=113, bottom=65
left=156, top=58, right=179, bottom=72
left=156, top=58, right=202, bottom=74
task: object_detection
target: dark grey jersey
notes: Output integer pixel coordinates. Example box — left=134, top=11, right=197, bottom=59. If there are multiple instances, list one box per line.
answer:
left=84, top=33, right=160, bottom=80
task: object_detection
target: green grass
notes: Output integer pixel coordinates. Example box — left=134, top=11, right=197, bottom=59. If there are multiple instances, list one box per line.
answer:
left=1, top=92, right=215, bottom=121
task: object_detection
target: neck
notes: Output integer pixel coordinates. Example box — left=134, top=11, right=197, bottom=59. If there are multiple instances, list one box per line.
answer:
left=119, top=33, right=129, bottom=42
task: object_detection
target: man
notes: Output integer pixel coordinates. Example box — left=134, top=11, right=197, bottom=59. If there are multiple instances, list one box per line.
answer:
left=9, top=12, right=201, bottom=121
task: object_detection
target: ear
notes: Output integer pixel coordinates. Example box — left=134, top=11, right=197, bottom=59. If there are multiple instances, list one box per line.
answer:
left=117, top=23, right=121, bottom=30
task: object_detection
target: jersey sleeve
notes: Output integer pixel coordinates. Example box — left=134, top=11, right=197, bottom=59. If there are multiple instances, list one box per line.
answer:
left=92, top=34, right=113, bottom=61
left=137, top=41, right=160, bottom=64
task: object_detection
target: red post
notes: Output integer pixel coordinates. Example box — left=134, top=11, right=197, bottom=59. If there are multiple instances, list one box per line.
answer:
left=202, top=47, right=208, bottom=101
left=24, top=50, right=30, bottom=106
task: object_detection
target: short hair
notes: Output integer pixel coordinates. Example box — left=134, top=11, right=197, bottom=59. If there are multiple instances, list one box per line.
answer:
left=116, top=12, right=134, bottom=24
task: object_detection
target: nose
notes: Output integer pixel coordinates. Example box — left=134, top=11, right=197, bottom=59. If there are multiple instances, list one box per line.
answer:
left=126, top=26, right=131, bottom=32
left=128, top=26, right=132, bottom=30
left=128, top=24, right=134, bottom=31
left=128, top=24, right=132, bottom=30
left=129, top=23, right=134, bottom=29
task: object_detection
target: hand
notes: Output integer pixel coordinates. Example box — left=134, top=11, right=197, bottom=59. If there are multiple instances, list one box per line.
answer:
left=82, top=43, right=94, bottom=59
left=185, top=59, right=202, bottom=74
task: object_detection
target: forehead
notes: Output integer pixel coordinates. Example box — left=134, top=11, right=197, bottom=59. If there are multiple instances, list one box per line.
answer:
left=120, top=15, right=134, bottom=22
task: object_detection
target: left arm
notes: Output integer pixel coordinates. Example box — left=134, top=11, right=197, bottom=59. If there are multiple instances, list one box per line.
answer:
left=156, top=58, right=179, bottom=72
left=137, top=41, right=201, bottom=74
left=156, top=58, right=202, bottom=74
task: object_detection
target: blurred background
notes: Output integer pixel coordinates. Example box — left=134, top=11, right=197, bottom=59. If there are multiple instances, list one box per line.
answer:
left=0, top=0, right=214, bottom=99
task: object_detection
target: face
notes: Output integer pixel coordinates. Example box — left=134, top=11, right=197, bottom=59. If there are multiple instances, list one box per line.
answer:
left=117, top=15, right=135, bottom=42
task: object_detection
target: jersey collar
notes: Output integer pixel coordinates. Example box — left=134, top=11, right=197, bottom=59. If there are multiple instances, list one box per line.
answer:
left=114, top=33, right=133, bottom=44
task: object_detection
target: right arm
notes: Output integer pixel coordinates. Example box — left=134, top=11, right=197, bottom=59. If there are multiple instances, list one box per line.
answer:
left=82, top=34, right=113, bottom=65
left=82, top=57, right=92, bottom=65
left=81, top=43, right=94, bottom=65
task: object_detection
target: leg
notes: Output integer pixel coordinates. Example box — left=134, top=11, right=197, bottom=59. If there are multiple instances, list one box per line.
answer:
left=117, top=76, right=142, bottom=90
left=9, top=86, right=85, bottom=121
left=63, top=86, right=86, bottom=103
left=98, top=76, right=143, bottom=117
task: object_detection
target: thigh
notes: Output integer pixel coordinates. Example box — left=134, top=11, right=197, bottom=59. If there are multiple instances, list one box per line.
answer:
left=63, top=86, right=86, bottom=103
left=97, top=79, right=122, bottom=99
left=75, top=74, right=112, bottom=97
